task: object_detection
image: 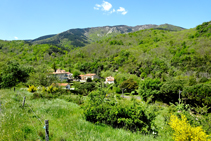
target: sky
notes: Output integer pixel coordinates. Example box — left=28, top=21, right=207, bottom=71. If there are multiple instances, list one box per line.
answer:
left=0, top=0, right=211, bottom=40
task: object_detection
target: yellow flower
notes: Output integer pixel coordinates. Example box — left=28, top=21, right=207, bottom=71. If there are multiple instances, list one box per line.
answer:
left=169, top=114, right=210, bottom=141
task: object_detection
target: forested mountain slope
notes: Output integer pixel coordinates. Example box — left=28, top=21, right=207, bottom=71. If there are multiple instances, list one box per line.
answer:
left=30, top=24, right=184, bottom=49
left=61, top=21, right=211, bottom=79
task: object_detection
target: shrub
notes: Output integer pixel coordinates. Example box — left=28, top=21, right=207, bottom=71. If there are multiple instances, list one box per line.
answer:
left=83, top=89, right=156, bottom=133
left=188, top=76, right=197, bottom=86
left=31, top=92, right=43, bottom=99
left=28, top=85, right=37, bottom=92
left=47, top=85, right=58, bottom=93
left=86, top=78, right=92, bottom=82
left=169, top=114, right=210, bottom=141
left=183, top=84, right=211, bottom=107
left=140, top=72, right=147, bottom=79
left=119, top=78, right=138, bottom=93
left=139, top=78, right=163, bottom=102
left=42, top=86, right=46, bottom=93
left=160, top=79, right=184, bottom=103
left=199, top=77, right=209, bottom=83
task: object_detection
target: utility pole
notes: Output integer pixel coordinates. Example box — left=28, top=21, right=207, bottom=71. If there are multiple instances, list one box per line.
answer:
left=179, top=90, right=182, bottom=105
left=122, top=88, right=125, bottom=98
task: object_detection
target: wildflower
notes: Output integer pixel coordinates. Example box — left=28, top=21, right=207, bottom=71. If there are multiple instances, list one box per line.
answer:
left=169, top=114, right=210, bottom=141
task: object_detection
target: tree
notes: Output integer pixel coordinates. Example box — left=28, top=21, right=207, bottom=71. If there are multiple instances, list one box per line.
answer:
left=27, top=65, right=57, bottom=87
left=0, top=61, right=30, bottom=88
left=160, top=79, right=184, bottom=103
left=86, top=78, right=92, bottom=82
left=119, top=78, right=138, bottom=93
left=189, top=76, right=197, bottom=86
left=73, top=71, right=81, bottom=79
left=139, top=78, right=163, bottom=102
left=51, top=62, right=57, bottom=72
left=74, top=82, right=96, bottom=95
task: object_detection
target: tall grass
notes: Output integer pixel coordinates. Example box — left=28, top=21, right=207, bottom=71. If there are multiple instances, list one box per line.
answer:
left=0, top=89, right=167, bottom=140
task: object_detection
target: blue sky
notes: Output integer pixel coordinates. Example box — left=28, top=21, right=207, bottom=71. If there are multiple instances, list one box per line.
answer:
left=0, top=0, right=211, bottom=40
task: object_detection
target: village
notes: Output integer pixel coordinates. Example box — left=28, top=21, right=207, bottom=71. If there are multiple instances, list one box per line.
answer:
left=50, top=69, right=115, bottom=90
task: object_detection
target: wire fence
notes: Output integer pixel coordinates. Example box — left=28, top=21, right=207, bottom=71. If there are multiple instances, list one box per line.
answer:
left=16, top=90, right=46, bottom=141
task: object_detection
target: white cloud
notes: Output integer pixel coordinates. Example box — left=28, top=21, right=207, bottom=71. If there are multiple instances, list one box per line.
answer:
left=94, top=7, right=99, bottom=10
left=117, top=7, right=128, bottom=15
left=14, top=36, right=18, bottom=40
left=96, top=4, right=101, bottom=7
left=101, top=1, right=112, bottom=11
left=94, top=1, right=112, bottom=12
left=109, top=9, right=115, bottom=14
left=94, top=1, right=128, bottom=15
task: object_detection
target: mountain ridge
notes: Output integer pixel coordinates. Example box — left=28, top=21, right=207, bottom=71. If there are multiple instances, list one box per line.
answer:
left=30, top=23, right=185, bottom=48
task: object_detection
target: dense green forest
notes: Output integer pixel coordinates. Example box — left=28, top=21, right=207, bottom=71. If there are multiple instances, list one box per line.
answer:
left=1, top=21, right=211, bottom=140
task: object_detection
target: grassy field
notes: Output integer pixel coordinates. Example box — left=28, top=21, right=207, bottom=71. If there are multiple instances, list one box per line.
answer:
left=0, top=89, right=169, bottom=141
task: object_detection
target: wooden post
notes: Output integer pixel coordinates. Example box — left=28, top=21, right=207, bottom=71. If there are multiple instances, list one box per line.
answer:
left=14, top=87, right=15, bottom=92
left=45, top=120, right=49, bottom=141
left=22, top=96, right=26, bottom=107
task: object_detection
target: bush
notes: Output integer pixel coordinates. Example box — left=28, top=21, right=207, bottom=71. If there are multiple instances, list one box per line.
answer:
left=83, top=89, right=156, bottom=133
left=160, top=79, right=184, bottom=103
left=31, top=92, right=43, bottom=99
left=119, top=78, right=138, bottom=93
left=139, top=78, right=163, bottom=102
left=47, top=85, right=58, bottom=93
left=183, top=84, right=211, bottom=107
left=188, top=76, right=197, bottom=86
left=169, top=114, right=210, bottom=141
left=28, top=85, right=37, bottom=92
left=86, top=78, right=92, bottom=82
left=199, top=77, right=209, bottom=83
left=140, top=72, right=147, bottom=79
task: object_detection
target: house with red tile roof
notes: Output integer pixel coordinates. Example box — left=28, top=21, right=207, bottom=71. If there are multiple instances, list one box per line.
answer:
left=50, top=69, right=73, bottom=82
left=105, top=76, right=115, bottom=84
left=52, top=83, right=71, bottom=89
left=79, top=73, right=98, bottom=82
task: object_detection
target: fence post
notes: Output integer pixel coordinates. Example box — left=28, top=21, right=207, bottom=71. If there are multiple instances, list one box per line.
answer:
left=14, top=87, right=15, bottom=92
left=45, top=120, right=49, bottom=141
left=22, top=96, right=26, bottom=107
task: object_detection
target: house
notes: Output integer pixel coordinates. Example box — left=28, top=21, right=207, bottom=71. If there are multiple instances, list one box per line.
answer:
left=53, top=83, right=71, bottom=90
left=79, top=73, right=98, bottom=82
left=105, top=76, right=115, bottom=84
left=51, top=69, right=73, bottom=82
left=57, top=83, right=71, bottom=89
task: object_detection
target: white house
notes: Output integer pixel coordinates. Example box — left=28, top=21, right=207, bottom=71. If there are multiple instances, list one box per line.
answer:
left=51, top=69, right=72, bottom=82
left=79, top=73, right=98, bottom=82
left=105, top=76, right=115, bottom=84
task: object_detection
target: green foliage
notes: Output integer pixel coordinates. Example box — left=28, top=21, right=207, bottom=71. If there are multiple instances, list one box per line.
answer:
left=83, top=89, right=156, bottom=133
left=27, top=69, right=57, bottom=87
left=0, top=61, right=32, bottom=88
left=47, top=85, right=58, bottom=93
left=74, top=82, right=96, bottom=95
left=139, top=78, right=163, bottom=102
left=199, top=77, right=209, bottom=83
left=195, top=21, right=211, bottom=37
left=183, top=84, right=211, bottom=107
left=188, top=76, right=197, bottom=86
left=51, top=62, right=57, bottom=72
left=119, top=78, right=138, bottom=93
left=86, top=77, right=92, bottom=82
left=73, top=71, right=81, bottom=79
left=109, top=40, right=124, bottom=45
left=1, top=89, right=163, bottom=141
left=160, top=79, right=184, bottom=103
left=140, top=72, right=147, bottom=78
